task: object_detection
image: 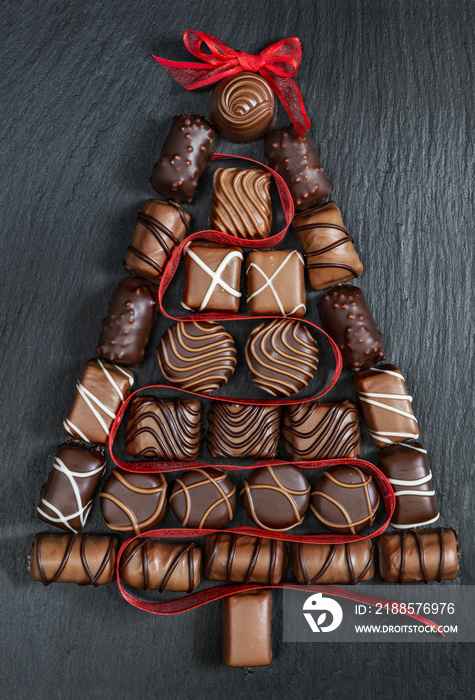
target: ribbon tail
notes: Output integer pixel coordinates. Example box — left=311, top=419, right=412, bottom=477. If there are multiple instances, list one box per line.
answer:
left=153, top=55, right=241, bottom=89
left=263, top=70, right=311, bottom=138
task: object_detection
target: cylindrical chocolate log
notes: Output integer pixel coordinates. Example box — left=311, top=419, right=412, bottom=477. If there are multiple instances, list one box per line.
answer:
left=150, top=114, right=217, bottom=204
left=120, top=539, right=202, bottom=592
left=205, top=533, right=289, bottom=584
left=378, top=528, right=459, bottom=583
left=29, top=534, right=118, bottom=586
left=124, top=199, right=190, bottom=285
left=291, top=541, right=375, bottom=584
left=292, top=202, right=363, bottom=290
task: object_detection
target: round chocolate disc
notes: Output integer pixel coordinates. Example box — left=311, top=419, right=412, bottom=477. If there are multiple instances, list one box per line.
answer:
left=170, top=467, right=236, bottom=528
left=241, top=464, right=310, bottom=531
left=310, top=466, right=380, bottom=534
left=245, top=319, right=319, bottom=396
left=100, top=469, right=167, bottom=534
left=209, top=72, right=276, bottom=143
left=157, top=321, right=237, bottom=393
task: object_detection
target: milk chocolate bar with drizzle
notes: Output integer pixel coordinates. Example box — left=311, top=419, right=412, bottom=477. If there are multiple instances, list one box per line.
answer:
left=246, top=249, right=306, bottom=317
left=205, top=533, right=289, bottom=584
left=209, top=168, right=272, bottom=239
left=182, top=242, right=243, bottom=313
left=206, top=402, right=281, bottom=459
left=292, top=541, right=375, bottom=584
left=378, top=528, right=459, bottom=583
left=119, top=539, right=202, bottom=592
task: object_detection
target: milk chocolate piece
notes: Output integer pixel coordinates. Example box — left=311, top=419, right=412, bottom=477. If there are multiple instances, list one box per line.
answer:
left=209, top=72, right=276, bottom=143
left=293, top=202, right=363, bottom=290
left=37, top=443, right=106, bottom=533
left=310, top=466, right=380, bottom=534
left=206, top=402, right=281, bottom=459
left=120, top=539, right=201, bottom=591
left=63, top=359, right=134, bottom=446
left=96, top=277, right=157, bottom=368
left=125, top=396, right=202, bottom=461
left=378, top=442, right=439, bottom=529
left=170, top=467, right=236, bottom=528
left=246, top=249, right=306, bottom=317
left=292, top=541, right=375, bottom=584
left=29, top=534, right=117, bottom=586
left=100, top=469, right=167, bottom=534
left=124, top=199, right=190, bottom=285
left=222, top=590, right=272, bottom=667
left=264, top=125, right=331, bottom=211
left=241, top=464, right=310, bottom=531
left=317, top=284, right=385, bottom=372
left=378, top=528, right=459, bottom=583
left=209, top=168, right=272, bottom=239
left=245, top=319, right=318, bottom=397
left=182, top=242, right=243, bottom=313
left=205, top=533, right=289, bottom=584
left=157, top=321, right=237, bottom=393
left=354, top=364, right=419, bottom=447
left=150, top=114, right=217, bottom=203
left=282, top=401, right=361, bottom=461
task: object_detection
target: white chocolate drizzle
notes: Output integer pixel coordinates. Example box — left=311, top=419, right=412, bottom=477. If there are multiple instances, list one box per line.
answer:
left=246, top=250, right=306, bottom=317
left=183, top=243, right=243, bottom=312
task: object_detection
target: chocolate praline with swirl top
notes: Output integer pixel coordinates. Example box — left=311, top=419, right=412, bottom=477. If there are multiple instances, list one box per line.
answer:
left=209, top=72, right=277, bottom=143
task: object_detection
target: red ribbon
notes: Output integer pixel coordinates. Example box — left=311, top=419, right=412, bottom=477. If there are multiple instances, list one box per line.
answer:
left=153, top=30, right=311, bottom=137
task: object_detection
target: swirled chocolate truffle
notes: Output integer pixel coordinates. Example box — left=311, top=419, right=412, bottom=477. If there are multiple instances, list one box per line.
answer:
left=241, top=464, right=310, bottom=531
left=310, top=466, right=380, bottom=535
left=245, top=319, right=318, bottom=397
left=170, top=467, right=236, bottom=528
left=209, top=72, right=276, bottom=143
left=157, top=321, right=237, bottom=393
left=100, top=469, right=167, bottom=534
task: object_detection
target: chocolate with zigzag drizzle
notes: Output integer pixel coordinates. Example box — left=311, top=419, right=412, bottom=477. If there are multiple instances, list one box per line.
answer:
left=100, top=469, right=168, bottom=534
left=29, top=533, right=118, bottom=586
left=120, top=539, right=201, bottom=592
left=282, top=400, right=361, bottom=461
left=125, top=396, right=202, bottom=461
left=291, top=540, right=375, bottom=585
left=124, top=199, right=190, bottom=285
left=206, top=402, right=281, bottom=459
left=378, top=528, right=459, bottom=583
left=293, top=201, right=363, bottom=290
left=170, top=467, right=236, bottom=528
left=205, top=533, right=288, bottom=584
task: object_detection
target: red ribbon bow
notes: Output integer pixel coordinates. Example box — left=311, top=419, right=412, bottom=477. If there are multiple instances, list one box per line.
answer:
left=153, top=30, right=311, bottom=137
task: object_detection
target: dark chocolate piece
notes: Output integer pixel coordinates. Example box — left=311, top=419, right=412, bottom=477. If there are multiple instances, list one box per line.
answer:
left=282, top=401, right=361, bottom=461
left=37, top=443, right=105, bottom=533
left=241, top=464, right=310, bottom=531
left=222, top=590, right=273, bottom=668
left=354, top=364, right=419, bottom=447
left=206, top=402, right=281, bottom=459
left=378, top=528, right=459, bottom=583
left=246, top=249, right=306, bottom=317
left=150, top=114, right=217, bottom=203
left=245, top=319, right=318, bottom=397
left=182, top=242, right=243, bottom=313
left=124, top=199, right=190, bottom=285
left=205, top=533, right=288, bottom=584
left=378, top=442, right=439, bottom=529
left=100, top=469, right=167, bottom=534
left=96, top=277, right=157, bottom=368
left=264, top=124, right=331, bottom=211
left=120, top=539, right=201, bottom=592
left=317, top=284, right=385, bottom=372
left=310, top=466, right=380, bottom=534
left=209, top=72, right=276, bottom=143
left=293, top=201, right=363, bottom=290
left=292, top=541, right=375, bottom=584
left=157, top=321, right=237, bottom=393
left=209, top=168, right=272, bottom=239
left=29, top=534, right=117, bottom=586
left=125, top=396, right=202, bottom=461
left=63, top=359, right=134, bottom=446
left=170, top=467, right=236, bottom=528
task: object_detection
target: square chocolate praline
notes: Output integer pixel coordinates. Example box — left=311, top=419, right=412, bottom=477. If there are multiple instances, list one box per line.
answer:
left=182, top=242, right=243, bottom=313
left=222, top=590, right=272, bottom=667
left=246, top=249, right=306, bottom=317
left=206, top=402, right=281, bottom=459
left=125, top=396, right=202, bottom=461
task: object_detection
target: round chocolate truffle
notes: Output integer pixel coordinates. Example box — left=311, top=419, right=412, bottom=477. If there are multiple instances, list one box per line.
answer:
left=157, top=321, right=237, bottom=393
left=310, top=466, right=380, bottom=535
left=170, top=467, right=236, bottom=528
left=209, top=72, right=276, bottom=143
left=241, top=464, right=310, bottom=531
left=245, top=319, right=318, bottom=397
left=100, top=469, right=167, bottom=534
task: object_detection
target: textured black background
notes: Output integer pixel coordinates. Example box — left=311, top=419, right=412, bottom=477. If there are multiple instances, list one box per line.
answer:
left=1, top=0, right=474, bottom=698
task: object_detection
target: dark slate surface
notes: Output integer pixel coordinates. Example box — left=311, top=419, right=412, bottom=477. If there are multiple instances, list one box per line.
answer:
left=1, top=0, right=474, bottom=698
